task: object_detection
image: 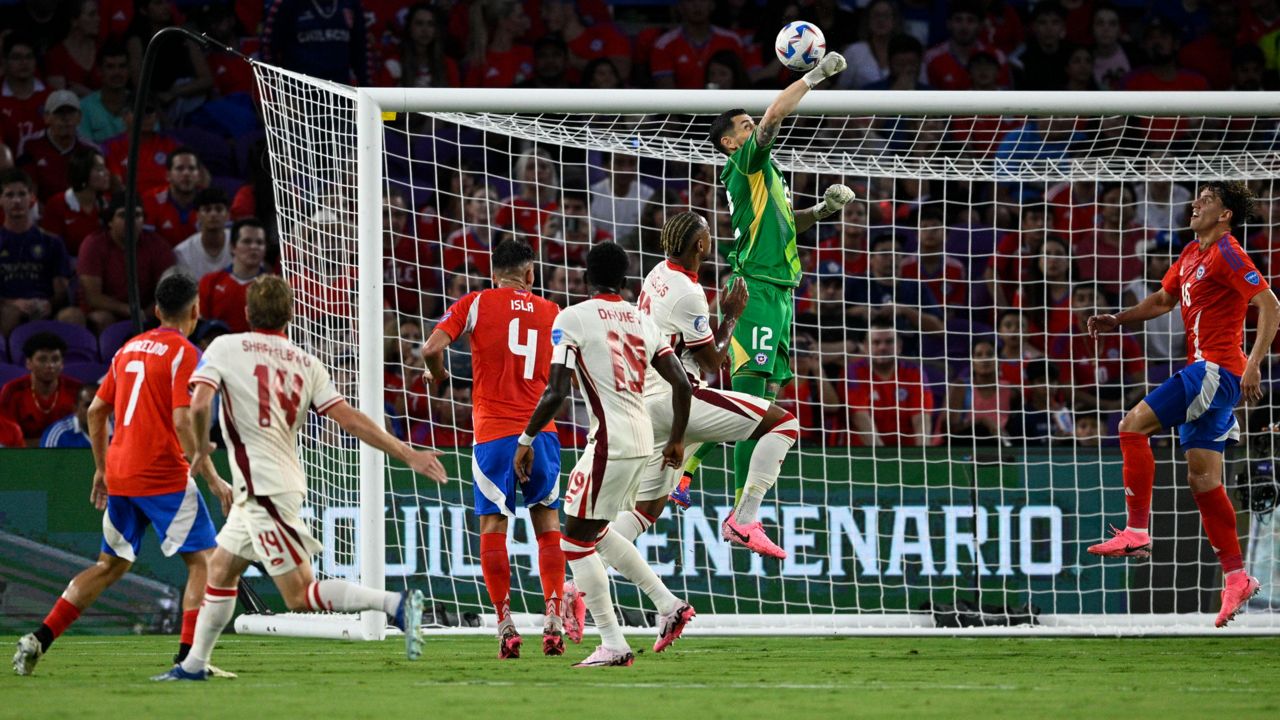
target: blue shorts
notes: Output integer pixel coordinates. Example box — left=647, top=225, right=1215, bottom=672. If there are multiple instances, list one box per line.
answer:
left=1144, top=360, right=1242, bottom=453
left=472, top=432, right=561, bottom=517
left=101, top=479, right=217, bottom=562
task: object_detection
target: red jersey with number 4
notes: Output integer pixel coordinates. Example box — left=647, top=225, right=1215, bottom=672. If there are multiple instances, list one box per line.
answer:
left=1162, top=233, right=1270, bottom=376
left=97, top=327, right=200, bottom=496
left=435, top=287, right=559, bottom=443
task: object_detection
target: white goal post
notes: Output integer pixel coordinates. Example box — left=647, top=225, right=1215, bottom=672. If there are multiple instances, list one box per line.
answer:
left=241, top=60, right=1280, bottom=639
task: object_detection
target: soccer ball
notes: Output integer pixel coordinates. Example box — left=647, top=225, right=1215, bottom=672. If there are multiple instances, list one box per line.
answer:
left=775, top=21, right=826, bottom=72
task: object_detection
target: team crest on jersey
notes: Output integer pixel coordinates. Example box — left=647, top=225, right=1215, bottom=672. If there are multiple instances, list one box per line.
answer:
left=1246, top=271, right=1261, bottom=285
left=552, top=328, right=564, bottom=345
left=1196, top=265, right=1206, bottom=279
left=694, top=316, right=709, bottom=333
left=754, top=352, right=768, bottom=365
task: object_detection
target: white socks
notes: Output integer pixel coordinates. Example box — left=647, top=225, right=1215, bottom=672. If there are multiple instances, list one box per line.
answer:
left=595, top=529, right=679, bottom=615
left=735, top=416, right=799, bottom=524
left=180, top=585, right=237, bottom=674
left=561, top=536, right=629, bottom=651
left=610, top=509, right=655, bottom=543
left=306, top=579, right=400, bottom=616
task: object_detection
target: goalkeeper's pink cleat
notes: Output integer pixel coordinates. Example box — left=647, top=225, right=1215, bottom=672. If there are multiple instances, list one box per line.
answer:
left=1215, top=573, right=1261, bottom=628
left=1087, top=526, right=1152, bottom=558
left=721, top=511, right=787, bottom=559
left=562, top=581, right=586, bottom=644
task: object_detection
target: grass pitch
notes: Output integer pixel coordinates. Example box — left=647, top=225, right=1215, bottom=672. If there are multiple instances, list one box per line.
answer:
left=3, top=634, right=1277, bottom=719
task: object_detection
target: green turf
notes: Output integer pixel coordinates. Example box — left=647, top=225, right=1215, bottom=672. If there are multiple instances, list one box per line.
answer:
left=3, top=634, right=1278, bottom=719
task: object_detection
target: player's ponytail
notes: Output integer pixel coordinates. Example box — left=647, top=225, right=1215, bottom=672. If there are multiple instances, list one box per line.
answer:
left=660, top=211, right=707, bottom=258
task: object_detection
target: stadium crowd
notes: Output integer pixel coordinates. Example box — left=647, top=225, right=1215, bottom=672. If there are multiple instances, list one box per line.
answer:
left=2, top=0, right=1280, bottom=450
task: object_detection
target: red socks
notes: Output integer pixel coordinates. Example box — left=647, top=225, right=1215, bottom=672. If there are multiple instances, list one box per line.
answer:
left=41, top=597, right=81, bottom=642
left=479, top=532, right=511, bottom=622
left=1194, top=484, right=1244, bottom=574
left=536, top=530, right=566, bottom=619
left=181, top=608, right=199, bottom=646
left=1119, top=432, right=1154, bottom=530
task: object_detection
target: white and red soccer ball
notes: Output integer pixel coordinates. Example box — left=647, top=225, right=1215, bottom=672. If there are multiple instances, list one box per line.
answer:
left=775, top=21, right=826, bottom=72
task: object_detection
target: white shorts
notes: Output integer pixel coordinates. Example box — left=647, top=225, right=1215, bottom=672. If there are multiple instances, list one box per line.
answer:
left=563, top=440, right=648, bottom=521
left=636, top=386, right=769, bottom=502
left=217, top=491, right=322, bottom=577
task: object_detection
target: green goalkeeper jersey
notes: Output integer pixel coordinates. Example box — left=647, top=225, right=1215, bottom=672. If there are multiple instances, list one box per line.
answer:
left=720, top=131, right=801, bottom=288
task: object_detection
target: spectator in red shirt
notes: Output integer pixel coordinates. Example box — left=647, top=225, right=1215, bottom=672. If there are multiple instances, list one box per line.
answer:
left=198, top=217, right=269, bottom=333
left=1071, top=184, right=1147, bottom=300
left=0, top=35, right=50, bottom=154
left=847, top=324, right=935, bottom=447
left=102, top=104, right=179, bottom=195
left=77, top=43, right=130, bottom=142
left=988, top=204, right=1048, bottom=310
left=17, top=90, right=98, bottom=203
left=143, top=147, right=201, bottom=246
left=0, top=331, right=82, bottom=445
left=464, top=0, right=534, bottom=88
left=651, top=0, right=753, bottom=89
left=1178, top=2, right=1245, bottom=90
left=542, top=0, right=631, bottom=82
left=497, top=149, right=558, bottom=239
left=378, top=4, right=460, bottom=88
left=517, top=37, right=570, bottom=89
left=39, top=146, right=111, bottom=256
left=1012, top=236, right=1076, bottom=353
left=442, top=185, right=497, bottom=275
left=946, top=337, right=1016, bottom=444
left=77, top=197, right=175, bottom=332
left=544, top=190, right=611, bottom=266
left=900, top=206, right=967, bottom=317
left=816, top=199, right=871, bottom=277
left=0, top=412, right=23, bottom=447
left=1048, top=283, right=1145, bottom=412
left=1123, top=16, right=1210, bottom=146
left=383, top=191, right=440, bottom=318
left=0, top=168, right=76, bottom=334
left=46, top=0, right=102, bottom=97
left=410, top=379, right=474, bottom=447
left=922, top=1, right=1012, bottom=90
left=776, top=331, right=841, bottom=444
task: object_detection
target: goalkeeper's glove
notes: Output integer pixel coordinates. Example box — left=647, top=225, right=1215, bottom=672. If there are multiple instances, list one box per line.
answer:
left=810, top=184, right=855, bottom=221
left=802, top=52, right=847, bottom=88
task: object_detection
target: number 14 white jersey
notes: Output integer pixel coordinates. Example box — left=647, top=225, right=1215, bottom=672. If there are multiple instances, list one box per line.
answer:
left=551, top=294, right=673, bottom=459
left=191, top=331, right=343, bottom=499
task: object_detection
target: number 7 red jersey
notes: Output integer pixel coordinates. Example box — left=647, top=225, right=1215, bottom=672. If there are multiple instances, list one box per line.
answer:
left=97, top=327, right=200, bottom=496
left=1162, top=232, right=1271, bottom=376
left=434, top=287, right=559, bottom=443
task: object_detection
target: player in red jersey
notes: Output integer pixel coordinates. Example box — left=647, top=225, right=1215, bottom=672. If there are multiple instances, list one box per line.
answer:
left=420, top=239, right=576, bottom=659
left=1087, top=182, right=1280, bottom=627
left=13, top=273, right=233, bottom=676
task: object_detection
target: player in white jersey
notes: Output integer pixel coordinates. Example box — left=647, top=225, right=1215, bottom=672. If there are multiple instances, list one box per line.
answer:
left=515, top=242, right=692, bottom=668
left=153, top=276, right=448, bottom=681
left=612, top=212, right=799, bottom=569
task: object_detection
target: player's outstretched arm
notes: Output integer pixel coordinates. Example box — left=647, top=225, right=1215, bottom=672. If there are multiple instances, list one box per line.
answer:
left=757, top=52, right=846, bottom=147
left=515, top=363, right=572, bottom=483
left=795, top=183, right=855, bottom=233
left=653, top=353, right=692, bottom=469
left=1243, top=288, right=1280, bottom=403
left=325, top=400, right=448, bottom=483
left=189, top=384, right=233, bottom=515
left=692, top=277, right=749, bottom=375
left=419, top=329, right=452, bottom=383
left=86, top=396, right=111, bottom=510
left=1088, top=288, right=1178, bottom=339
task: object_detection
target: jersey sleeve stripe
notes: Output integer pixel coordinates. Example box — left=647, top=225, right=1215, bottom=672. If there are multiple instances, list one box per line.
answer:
left=1218, top=238, right=1245, bottom=270
left=684, top=335, right=714, bottom=348
left=314, top=395, right=343, bottom=415
left=190, top=376, right=218, bottom=389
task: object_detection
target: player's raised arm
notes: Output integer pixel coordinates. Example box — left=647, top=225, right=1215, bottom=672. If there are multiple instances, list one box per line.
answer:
left=326, top=400, right=447, bottom=482
left=757, top=52, right=846, bottom=146
left=1243, top=288, right=1280, bottom=403
left=514, top=362, right=572, bottom=483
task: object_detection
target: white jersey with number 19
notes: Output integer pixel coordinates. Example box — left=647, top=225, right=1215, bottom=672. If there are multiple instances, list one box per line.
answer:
left=190, top=330, right=342, bottom=499
left=551, top=293, right=673, bottom=459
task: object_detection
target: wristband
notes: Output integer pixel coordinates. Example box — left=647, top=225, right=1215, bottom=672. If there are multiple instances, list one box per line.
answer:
left=517, top=432, right=536, bottom=447
left=810, top=201, right=839, bottom=220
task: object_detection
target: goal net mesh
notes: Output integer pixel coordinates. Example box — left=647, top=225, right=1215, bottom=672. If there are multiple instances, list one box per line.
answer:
left=255, top=62, right=1280, bottom=632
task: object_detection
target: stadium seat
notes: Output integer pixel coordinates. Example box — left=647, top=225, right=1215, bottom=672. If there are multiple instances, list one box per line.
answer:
left=8, top=321, right=100, bottom=364
left=0, top=363, right=25, bottom=387
left=98, top=320, right=139, bottom=362
left=63, top=362, right=109, bottom=385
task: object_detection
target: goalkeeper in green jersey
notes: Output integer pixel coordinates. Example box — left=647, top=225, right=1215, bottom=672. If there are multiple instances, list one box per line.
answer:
left=672, top=51, right=854, bottom=510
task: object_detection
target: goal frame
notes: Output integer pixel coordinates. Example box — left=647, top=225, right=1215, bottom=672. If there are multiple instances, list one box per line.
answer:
left=237, top=73, right=1280, bottom=640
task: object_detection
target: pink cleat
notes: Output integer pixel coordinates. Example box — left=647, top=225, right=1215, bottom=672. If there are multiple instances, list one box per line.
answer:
left=653, top=602, right=695, bottom=653
left=572, top=645, right=635, bottom=668
left=498, top=626, right=522, bottom=660
left=1215, top=573, right=1261, bottom=628
left=1087, top=526, right=1152, bottom=558
left=562, top=581, right=586, bottom=644
left=721, top=511, right=787, bottom=559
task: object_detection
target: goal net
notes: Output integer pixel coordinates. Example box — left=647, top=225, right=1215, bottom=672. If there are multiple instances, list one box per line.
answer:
left=247, top=61, right=1280, bottom=637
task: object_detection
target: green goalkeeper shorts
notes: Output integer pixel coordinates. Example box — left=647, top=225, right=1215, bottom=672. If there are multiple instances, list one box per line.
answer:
left=727, top=274, right=793, bottom=386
